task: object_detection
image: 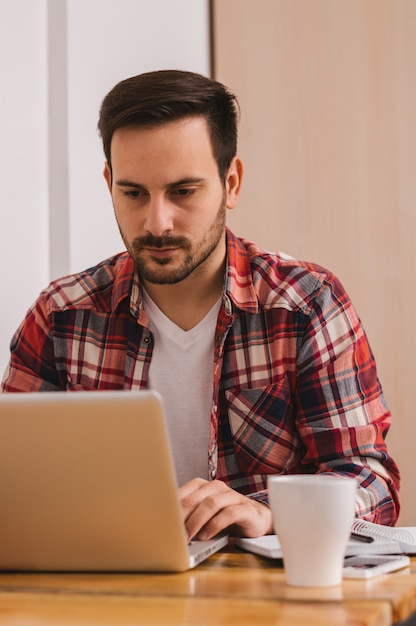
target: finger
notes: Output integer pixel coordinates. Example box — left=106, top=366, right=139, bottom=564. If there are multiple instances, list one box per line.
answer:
left=179, top=478, right=212, bottom=526
left=180, top=479, right=225, bottom=523
left=184, top=483, right=243, bottom=539
left=188, top=492, right=273, bottom=540
left=196, top=502, right=249, bottom=540
left=178, top=477, right=209, bottom=500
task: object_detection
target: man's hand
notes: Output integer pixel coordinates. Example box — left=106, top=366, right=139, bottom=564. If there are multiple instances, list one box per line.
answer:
left=179, top=477, right=273, bottom=540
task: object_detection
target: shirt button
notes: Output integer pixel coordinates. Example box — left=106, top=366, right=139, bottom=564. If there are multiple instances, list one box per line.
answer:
left=143, top=336, right=151, bottom=344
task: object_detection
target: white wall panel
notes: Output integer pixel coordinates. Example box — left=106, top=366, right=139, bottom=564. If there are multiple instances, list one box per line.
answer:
left=0, top=0, right=210, bottom=374
left=0, top=0, right=49, bottom=375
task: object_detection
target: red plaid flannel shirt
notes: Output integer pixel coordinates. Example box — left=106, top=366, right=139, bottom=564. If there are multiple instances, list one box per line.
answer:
left=1, top=229, right=400, bottom=524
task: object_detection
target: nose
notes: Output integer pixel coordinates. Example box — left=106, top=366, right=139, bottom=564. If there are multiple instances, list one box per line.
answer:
left=144, top=196, right=174, bottom=237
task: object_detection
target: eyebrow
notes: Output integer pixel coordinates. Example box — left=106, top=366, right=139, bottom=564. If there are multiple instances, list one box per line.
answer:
left=115, top=177, right=206, bottom=190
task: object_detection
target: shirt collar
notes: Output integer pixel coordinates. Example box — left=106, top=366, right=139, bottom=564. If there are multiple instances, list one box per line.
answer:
left=224, top=228, right=259, bottom=313
left=111, top=253, right=142, bottom=317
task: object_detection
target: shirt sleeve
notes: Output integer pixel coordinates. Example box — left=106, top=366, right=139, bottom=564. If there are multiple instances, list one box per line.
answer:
left=294, top=271, right=400, bottom=525
left=1, top=293, right=62, bottom=392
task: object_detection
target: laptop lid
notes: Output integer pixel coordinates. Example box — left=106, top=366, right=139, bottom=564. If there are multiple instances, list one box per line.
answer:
left=0, top=390, right=227, bottom=572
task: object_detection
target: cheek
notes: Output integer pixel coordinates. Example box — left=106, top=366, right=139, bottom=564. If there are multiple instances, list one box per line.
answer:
left=113, top=207, right=144, bottom=238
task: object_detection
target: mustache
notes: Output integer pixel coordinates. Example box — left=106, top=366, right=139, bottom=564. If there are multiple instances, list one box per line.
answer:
left=131, top=234, right=191, bottom=251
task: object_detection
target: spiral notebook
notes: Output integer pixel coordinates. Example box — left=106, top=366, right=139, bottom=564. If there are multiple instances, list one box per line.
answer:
left=350, top=519, right=416, bottom=554
left=237, top=520, right=416, bottom=560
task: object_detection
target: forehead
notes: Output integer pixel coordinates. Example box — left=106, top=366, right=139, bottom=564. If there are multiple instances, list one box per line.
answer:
left=110, top=117, right=215, bottom=165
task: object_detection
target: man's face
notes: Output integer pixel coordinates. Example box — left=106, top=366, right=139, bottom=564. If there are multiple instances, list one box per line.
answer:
left=104, top=117, right=241, bottom=285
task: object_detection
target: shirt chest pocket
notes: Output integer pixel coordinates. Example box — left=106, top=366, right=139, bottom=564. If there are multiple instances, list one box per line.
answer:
left=225, top=377, right=301, bottom=474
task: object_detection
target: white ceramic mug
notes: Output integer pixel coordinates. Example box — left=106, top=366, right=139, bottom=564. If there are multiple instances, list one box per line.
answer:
left=268, top=474, right=357, bottom=587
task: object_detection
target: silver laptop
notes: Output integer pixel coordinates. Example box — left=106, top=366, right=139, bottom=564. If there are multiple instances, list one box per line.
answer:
left=0, top=390, right=227, bottom=571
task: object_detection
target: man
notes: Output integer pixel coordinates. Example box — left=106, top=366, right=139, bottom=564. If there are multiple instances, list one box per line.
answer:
left=1, top=70, right=400, bottom=540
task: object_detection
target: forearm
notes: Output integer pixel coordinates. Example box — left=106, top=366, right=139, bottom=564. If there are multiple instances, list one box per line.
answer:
left=295, top=378, right=400, bottom=524
left=318, top=457, right=400, bottom=525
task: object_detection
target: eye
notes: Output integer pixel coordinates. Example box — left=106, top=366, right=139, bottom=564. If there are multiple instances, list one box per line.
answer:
left=172, top=187, right=196, bottom=197
left=123, top=189, right=146, bottom=198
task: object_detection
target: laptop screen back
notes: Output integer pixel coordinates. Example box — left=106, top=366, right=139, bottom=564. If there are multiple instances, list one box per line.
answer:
left=0, top=390, right=192, bottom=571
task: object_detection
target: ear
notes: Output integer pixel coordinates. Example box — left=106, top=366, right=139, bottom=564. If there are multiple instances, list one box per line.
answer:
left=225, top=156, right=243, bottom=210
left=103, top=162, right=112, bottom=193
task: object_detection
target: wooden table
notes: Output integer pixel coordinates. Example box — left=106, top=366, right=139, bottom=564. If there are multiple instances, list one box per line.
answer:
left=0, top=546, right=415, bottom=625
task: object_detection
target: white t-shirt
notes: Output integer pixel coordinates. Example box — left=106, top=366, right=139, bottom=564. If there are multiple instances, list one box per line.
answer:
left=142, top=290, right=221, bottom=486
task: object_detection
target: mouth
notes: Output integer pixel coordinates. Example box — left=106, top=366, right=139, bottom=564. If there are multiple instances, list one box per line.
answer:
left=145, top=247, right=179, bottom=259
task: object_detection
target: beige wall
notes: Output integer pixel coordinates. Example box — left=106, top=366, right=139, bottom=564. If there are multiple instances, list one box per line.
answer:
left=213, top=0, right=415, bottom=524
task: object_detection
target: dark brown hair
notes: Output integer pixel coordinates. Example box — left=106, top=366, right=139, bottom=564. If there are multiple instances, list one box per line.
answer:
left=98, top=69, right=239, bottom=181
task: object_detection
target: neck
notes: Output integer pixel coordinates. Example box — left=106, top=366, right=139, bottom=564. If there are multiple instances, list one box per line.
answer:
left=141, top=243, right=226, bottom=331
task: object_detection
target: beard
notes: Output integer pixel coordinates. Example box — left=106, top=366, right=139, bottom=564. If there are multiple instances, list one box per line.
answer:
left=122, top=197, right=227, bottom=285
